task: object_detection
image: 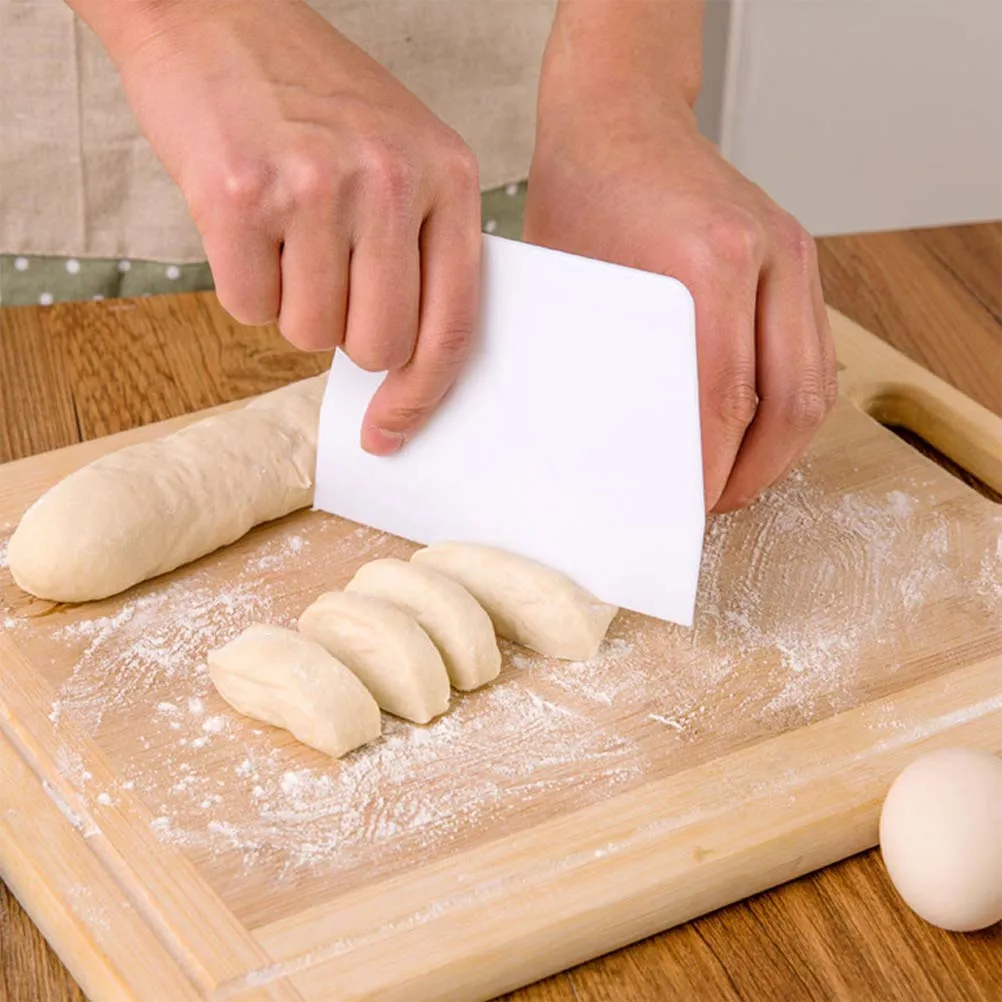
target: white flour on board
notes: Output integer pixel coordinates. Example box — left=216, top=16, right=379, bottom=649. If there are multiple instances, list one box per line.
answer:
left=1, top=458, right=999, bottom=885
left=976, top=534, right=1002, bottom=600
left=244, top=533, right=307, bottom=574
left=147, top=664, right=646, bottom=875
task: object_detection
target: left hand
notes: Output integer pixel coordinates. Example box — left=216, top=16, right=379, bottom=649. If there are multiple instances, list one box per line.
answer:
left=82, top=0, right=482, bottom=457
left=525, top=86, right=837, bottom=514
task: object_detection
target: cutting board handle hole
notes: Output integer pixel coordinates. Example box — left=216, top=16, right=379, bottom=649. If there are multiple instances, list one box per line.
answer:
left=859, top=391, right=1002, bottom=503
left=881, top=424, right=1001, bottom=502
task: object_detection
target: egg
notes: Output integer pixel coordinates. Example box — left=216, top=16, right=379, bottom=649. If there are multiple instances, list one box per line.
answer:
left=879, top=746, right=1002, bottom=931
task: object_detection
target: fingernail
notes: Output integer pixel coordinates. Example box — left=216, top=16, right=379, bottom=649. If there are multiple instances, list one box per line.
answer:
left=362, top=427, right=406, bottom=456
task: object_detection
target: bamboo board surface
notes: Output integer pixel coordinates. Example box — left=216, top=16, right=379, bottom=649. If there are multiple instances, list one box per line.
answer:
left=0, top=309, right=1000, bottom=1002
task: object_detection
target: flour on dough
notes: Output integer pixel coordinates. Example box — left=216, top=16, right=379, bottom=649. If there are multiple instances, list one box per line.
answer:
left=411, top=542, right=618, bottom=660
left=346, top=557, right=501, bottom=691
left=9, top=374, right=326, bottom=603
left=207, top=623, right=380, bottom=758
left=298, top=591, right=451, bottom=724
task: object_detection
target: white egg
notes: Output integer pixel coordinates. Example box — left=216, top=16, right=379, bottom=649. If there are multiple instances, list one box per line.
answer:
left=879, top=746, right=1002, bottom=931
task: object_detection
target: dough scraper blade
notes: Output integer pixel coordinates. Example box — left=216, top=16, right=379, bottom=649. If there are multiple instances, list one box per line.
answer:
left=313, top=234, right=705, bottom=627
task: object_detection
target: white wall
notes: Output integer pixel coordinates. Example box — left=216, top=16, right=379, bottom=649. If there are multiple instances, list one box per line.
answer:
left=693, top=0, right=733, bottom=148
left=699, top=0, right=1002, bottom=236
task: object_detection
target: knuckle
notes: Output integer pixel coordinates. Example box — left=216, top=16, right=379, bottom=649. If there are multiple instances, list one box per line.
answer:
left=822, top=356, right=840, bottom=411
left=428, top=322, right=473, bottom=365
left=218, top=161, right=272, bottom=213
left=187, top=160, right=271, bottom=226
left=442, top=141, right=479, bottom=191
left=823, top=376, right=839, bottom=412
left=705, top=207, right=762, bottom=268
left=776, top=215, right=817, bottom=269
left=783, top=384, right=829, bottom=430
left=285, top=145, right=338, bottom=205
left=363, top=142, right=416, bottom=204
left=384, top=397, right=434, bottom=431
left=706, top=366, right=759, bottom=430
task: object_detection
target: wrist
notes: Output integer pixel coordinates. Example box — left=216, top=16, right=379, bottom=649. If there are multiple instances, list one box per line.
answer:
left=538, top=0, right=703, bottom=125
left=66, top=0, right=254, bottom=69
left=65, top=0, right=183, bottom=66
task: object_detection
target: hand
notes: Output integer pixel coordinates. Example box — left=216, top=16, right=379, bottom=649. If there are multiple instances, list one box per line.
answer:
left=97, top=0, right=482, bottom=454
left=525, top=68, right=836, bottom=512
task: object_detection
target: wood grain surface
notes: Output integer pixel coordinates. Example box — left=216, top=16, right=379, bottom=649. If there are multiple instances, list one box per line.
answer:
left=1, top=222, right=1000, bottom=1001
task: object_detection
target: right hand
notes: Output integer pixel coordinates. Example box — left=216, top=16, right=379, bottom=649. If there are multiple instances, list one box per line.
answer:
left=111, top=0, right=482, bottom=454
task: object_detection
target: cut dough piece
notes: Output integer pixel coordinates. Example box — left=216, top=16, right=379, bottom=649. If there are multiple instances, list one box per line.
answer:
left=411, top=543, right=618, bottom=661
left=8, top=374, right=326, bottom=603
left=207, top=623, right=380, bottom=758
left=346, top=558, right=501, bottom=691
left=298, top=591, right=450, bottom=724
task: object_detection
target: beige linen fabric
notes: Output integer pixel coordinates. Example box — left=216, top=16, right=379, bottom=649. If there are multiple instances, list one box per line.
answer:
left=0, top=0, right=555, bottom=262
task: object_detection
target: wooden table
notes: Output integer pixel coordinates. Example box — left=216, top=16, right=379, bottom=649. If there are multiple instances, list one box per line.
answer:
left=1, top=223, right=1000, bottom=1001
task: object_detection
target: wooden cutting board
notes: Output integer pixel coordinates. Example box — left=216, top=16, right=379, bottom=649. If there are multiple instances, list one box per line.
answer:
left=0, top=309, right=999, bottom=1002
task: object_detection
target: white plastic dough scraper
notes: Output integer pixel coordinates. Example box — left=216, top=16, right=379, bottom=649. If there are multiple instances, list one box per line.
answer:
left=313, top=234, right=705, bottom=627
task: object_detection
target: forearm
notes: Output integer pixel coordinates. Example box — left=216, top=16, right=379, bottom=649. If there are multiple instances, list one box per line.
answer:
left=539, top=0, right=704, bottom=116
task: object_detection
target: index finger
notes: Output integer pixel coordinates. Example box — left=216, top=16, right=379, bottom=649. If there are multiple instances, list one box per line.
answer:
left=360, top=195, right=481, bottom=455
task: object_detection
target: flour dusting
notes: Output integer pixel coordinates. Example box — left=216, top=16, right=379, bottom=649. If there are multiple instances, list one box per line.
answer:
left=148, top=666, right=643, bottom=874
left=0, top=451, right=997, bottom=898
left=683, top=466, right=991, bottom=720
left=66, top=885, right=111, bottom=934
left=45, top=579, right=270, bottom=732
left=245, top=533, right=307, bottom=573
left=975, top=532, right=1002, bottom=601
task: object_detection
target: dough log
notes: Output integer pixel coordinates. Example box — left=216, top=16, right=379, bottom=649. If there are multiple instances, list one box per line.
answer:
left=8, top=375, right=326, bottom=603
left=411, top=542, right=618, bottom=660
left=298, top=591, right=451, bottom=724
left=346, top=558, right=501, bottom=691
left=207, top=623, right=380, bottom=758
